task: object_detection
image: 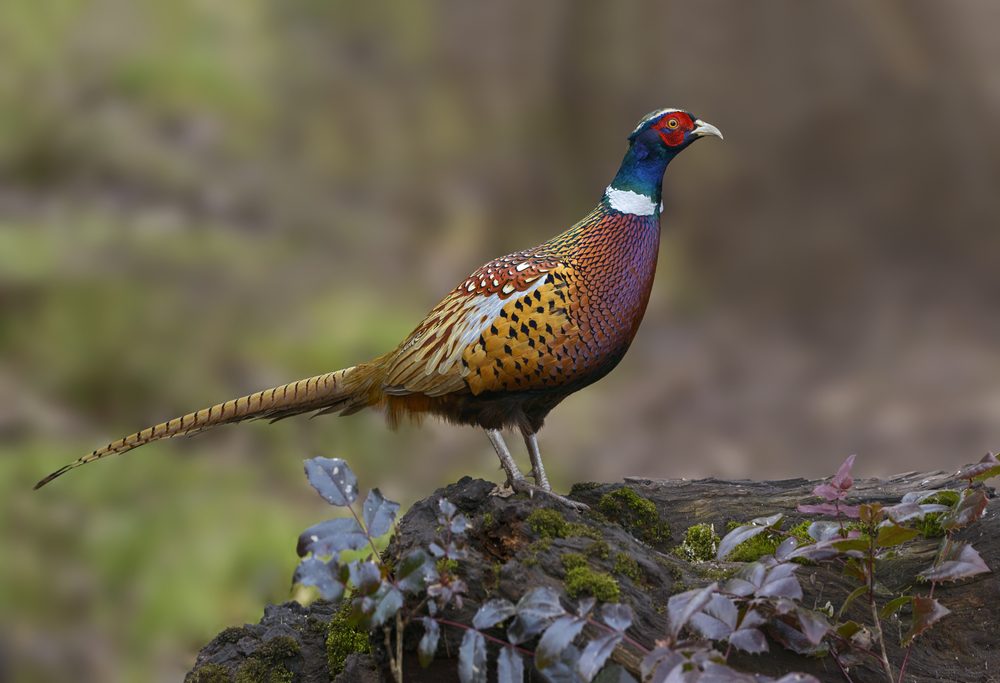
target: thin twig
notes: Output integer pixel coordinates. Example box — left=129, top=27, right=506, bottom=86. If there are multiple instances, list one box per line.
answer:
left=433, top=617, right=536, bottom=657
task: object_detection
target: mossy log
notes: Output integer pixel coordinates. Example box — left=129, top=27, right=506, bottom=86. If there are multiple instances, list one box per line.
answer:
left=187, top=471, right=998, bottom=683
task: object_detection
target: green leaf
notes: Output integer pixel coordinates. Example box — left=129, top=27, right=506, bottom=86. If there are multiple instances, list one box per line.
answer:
left=835, top=620, right=863, bottom=639
left=875, top=523, right=919, bottom=548
left=831, top=538, right=869, bottom=553
left=837, top=585, right=868, bottom=619
left=880, top=595, right=913, bottom=620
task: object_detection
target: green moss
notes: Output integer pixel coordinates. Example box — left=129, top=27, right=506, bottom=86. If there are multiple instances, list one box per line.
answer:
left=561, top=552, right=588, bottom=571
left=256, top=636, right=300, bottom=661
left=189, top=663, right=231, bottom=683
left=481, top=512, right=496, bottom=530
left=235, top=660, right=292, bottom=683
left=526, top=508, right=602, bottom=541
left=597, top=488, right=671, bottom=547
left=523, top=537, right=552, bottom=567
left=672, top=523, right=721, bottom=562
left=914, top=491, right=960, bottom=538
left=726, top=529, right=781, bottom=563
left=486, top=562, right=502, bottom=593
left=586, top=539, right=610, bottom=560
left=326, top=604, right=371, bottom=676
left=693, top=565, right=739, bottom=582
left=436, top=558, right=459, bottom=575
left=217, top=626, right=247, bottom=645
left=613, top=552, right=642, bottom=582
left=787, top=521, right=814, bottom=544
left=564, top=566, right=620, bottom=602
left=527, top=509, right=570, bottom=538
left=568, top=482, right=602, bottom=496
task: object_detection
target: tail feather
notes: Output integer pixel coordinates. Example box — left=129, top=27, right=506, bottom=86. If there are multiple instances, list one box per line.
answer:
left=34, top=365, right=372, bottom=489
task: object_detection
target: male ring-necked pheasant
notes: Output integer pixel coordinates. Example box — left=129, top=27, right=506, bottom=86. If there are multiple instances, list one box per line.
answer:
left=36, top=108, right=722, bottom=504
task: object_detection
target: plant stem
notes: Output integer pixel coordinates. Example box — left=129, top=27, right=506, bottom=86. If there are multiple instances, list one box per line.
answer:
left=586, top=617, right=649, bottom=654
left=433, top=617, right=536, bottom=657
left=346, top=501, right=383, bottom=562
left=866, top=533, right=894, bottom=683
left=396, top=611, right=404, bottom=682
left=831, top=647, right=856, bottom=683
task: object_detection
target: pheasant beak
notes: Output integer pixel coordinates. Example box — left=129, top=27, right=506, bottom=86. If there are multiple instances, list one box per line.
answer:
left=692, top=119, right=724, bottom=141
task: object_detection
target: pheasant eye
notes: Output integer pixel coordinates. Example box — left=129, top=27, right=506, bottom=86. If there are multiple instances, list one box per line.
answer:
left=666, top=118, right=679, bottom=129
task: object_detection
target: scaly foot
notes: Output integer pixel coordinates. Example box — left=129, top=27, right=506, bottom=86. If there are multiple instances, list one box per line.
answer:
left=508, top=477, right=589, bottom=510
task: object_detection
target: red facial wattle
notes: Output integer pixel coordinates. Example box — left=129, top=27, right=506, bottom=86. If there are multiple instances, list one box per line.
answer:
left=652, top=112, right=693, bottom=147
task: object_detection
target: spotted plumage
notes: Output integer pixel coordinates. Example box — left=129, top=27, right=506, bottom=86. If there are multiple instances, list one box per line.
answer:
left=36, top=108, right=723, bottom=501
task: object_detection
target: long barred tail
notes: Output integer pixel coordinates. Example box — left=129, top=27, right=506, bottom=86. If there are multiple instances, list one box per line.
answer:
left=34, top=365, right=372, bottom=489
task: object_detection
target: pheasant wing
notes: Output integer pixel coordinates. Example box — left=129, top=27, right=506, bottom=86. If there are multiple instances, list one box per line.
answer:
left=382, top=251, right=580, bottom=397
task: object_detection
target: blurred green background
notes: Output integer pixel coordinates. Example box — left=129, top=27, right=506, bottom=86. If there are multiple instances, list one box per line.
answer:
left=3, top=0, right=1000, bottom=680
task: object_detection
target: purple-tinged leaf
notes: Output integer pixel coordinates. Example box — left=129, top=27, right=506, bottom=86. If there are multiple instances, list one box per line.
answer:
left=902, top=597, right=950, bottom=645
left=830, top=454, right=856, bottom=492
left=775, top=537, right=798, bottom=562
left=508, top=587, right=565, bottom=644
left=458, top=629, right=487, bottom=683
left=600, top=603, right=633, bottom=632
left=450, top=513, right=470, bottom=535
left=577, top=632, right=622, bottom=682
left=438, top=498, right=458, bottom=519
left=807, top=521, right=842, bottom=542
left=362, top=488, right=399, bottom=538
left=472, top=598, right=516, bottom=630
left=497, top=646, right=524, bottom=683
left=740, top=608, right=766, bottom=629
left=723, top=561, right=767, bottom=596
left=536, top=615, right=587, bottom=669
left=880, top=595, right=913, bottom=620
left=919, top=542, right=991, bottom=582
left=297, top=517, right=368, bottom=557
left=515, top=586, right=566, bottom=621
left=538, top=644, right=581, bottom=683
left=641, top=647, right=683, bottom=683
left=418, top=618, right=439, bottom=668
left=293, top=557, right=344, bottom=601
left=758, top=564, right=802, bottom=600
left=728, top=627, right=768, bottom=654
left=348, top=560, right=381, bottom=595
left=698, top=661, right=759, bottom=682
left=667, top=583, right=718, bottom=638
left=576, top=597, right=596, bottom=619
left=717, top=525, right=769, bottom=561
left=957, top=452, right=1000, bottom=482
left=797, top=502, right=860, bottom=518
left=372, top=584, right=403, bottom=626
left=884, top=501, right=950, bottom=523
left=875, top=522, right=919, bottom=548
left=768, top=619, right=828, bottom=656
left=303, top=457, right=358, bottom=506
left=796, top=608, right=830, bottom=645
left=396, top=548, right=437, bottom=593
left=811, top=483, right=843, bottom=502
left=941, top=489, right=989, bottom=531
left=689, top=594, right=737, bottom=640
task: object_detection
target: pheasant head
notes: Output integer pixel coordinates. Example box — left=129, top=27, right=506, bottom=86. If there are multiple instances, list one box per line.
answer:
left=607, top=108, right=722, bottom=214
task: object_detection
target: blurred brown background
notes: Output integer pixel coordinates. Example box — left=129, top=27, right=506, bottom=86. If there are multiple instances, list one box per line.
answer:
left=2, top=1, right=999, bottom=680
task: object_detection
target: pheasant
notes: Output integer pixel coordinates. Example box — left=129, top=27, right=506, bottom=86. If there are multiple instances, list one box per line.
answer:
left=35, top=108, right=722, bottom=505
